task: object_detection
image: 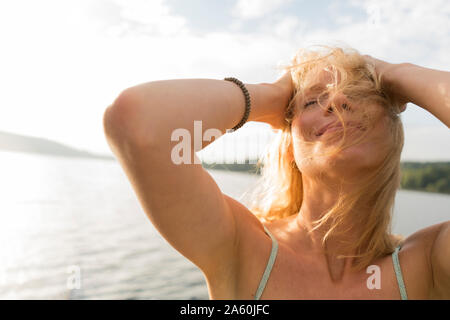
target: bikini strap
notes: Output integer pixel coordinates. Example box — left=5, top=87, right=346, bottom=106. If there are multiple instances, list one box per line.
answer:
left=392, top=245, right=408, bottom=300
left=254, top=225, right=278, bottom=300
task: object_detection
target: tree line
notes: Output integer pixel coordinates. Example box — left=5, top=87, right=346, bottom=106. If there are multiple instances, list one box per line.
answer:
left=202, top=161, right=450, bottom=195
left=400, top=161, right=450, bottom=194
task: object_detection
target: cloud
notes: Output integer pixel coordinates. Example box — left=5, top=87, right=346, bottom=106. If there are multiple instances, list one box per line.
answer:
left=85, top=0, right=449, bottom=73
left=0, top=0, right=448, bottom=160
left=231, top=0, right=293, bottom=19
left=315, top=0, right=450, bottom=69
left=90, top=0, right=189, bottom=37
left=258, top=14, right=305, bottom=39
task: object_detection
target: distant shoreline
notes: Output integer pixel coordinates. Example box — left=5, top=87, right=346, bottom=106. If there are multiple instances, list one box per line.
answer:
left=0, top=130, right=114, bottom=161
left=0, top=129, right=448, bottom=195
left=202, top=161, right=450, bottom=195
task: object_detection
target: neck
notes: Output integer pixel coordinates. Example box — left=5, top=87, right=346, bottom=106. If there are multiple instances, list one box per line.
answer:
left=294, top=175, right=369, bottom=280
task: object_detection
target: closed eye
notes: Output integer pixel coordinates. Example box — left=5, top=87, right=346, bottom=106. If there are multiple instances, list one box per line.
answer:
left=304, top=93, right=329, bottom=108
left=304, top=100, right=317, bottom=108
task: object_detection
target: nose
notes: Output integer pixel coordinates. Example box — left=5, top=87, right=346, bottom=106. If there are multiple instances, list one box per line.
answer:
left=322, top=92, right=352, bottom=115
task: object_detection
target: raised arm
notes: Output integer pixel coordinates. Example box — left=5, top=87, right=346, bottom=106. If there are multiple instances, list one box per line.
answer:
left=365, top=56, right=450, bottom=128
left=102, top=75, right=291, bottom=282
left=106, top=77, right=290, bottom=149
left=365, top=56, right=450, bottom=298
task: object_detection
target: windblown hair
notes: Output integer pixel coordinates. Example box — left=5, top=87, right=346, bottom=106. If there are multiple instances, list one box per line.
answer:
left=243, top=46, right=406, bottom=272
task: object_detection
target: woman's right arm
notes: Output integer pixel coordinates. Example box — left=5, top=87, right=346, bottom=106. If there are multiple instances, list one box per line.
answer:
left=102, top=76, right=291, bottom=280
left=105, top=78, right=289, bottom=149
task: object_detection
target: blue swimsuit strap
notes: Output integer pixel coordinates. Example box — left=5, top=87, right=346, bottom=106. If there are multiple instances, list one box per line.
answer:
left=254, top=225, right=278, bottom=300
left=392, top=245, right=408, bottom=300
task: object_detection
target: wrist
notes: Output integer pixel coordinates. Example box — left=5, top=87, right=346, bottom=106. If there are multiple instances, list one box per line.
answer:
left=247, top=83, right=285, bottom=123
left=382, top=62, right=413, bottom=85
left=381, top=63, right=414, bottom=105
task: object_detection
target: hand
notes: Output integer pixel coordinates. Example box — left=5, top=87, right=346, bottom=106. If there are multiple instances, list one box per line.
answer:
left=265, top=71, right=295, bottom=130
left=363, top=55, right=408, bottom=113
left=273, top=70, right=295, bottom=98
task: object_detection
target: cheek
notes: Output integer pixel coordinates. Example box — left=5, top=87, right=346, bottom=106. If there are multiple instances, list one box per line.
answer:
left=290, top=128, right=318, bottom=163
left=341, top=122, right=392, bottom=165
left=291, top=113, right=314, bottom=141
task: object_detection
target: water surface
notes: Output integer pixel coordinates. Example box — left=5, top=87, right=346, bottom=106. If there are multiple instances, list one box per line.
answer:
left=0, top=151, right=448, bottom=299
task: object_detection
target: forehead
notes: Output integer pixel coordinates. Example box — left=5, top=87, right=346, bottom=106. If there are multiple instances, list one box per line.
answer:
left=304, top=68, right=337, bottom=95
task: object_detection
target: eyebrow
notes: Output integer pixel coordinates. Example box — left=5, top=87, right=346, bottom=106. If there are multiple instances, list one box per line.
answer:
left=305, top=83, right=326, bottom=95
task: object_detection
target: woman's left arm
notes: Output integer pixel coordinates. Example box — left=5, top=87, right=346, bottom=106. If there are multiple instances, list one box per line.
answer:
left=365, top=56, right=450, bottom=128
left=387, top=62, right=450, bottom=297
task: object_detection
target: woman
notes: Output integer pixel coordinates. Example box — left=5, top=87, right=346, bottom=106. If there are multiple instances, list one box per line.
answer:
left=103, top=46, right=449, bottom=299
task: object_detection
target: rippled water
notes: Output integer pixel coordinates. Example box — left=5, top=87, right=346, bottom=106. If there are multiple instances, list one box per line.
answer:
left=0, top=150, right=448, bottom=299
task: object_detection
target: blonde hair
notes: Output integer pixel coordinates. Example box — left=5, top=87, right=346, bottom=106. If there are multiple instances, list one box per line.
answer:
left=244, top=46, right=406, bottom=271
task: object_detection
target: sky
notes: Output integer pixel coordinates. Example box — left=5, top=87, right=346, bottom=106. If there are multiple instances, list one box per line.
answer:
left=0, top=0, right=449, bottom=162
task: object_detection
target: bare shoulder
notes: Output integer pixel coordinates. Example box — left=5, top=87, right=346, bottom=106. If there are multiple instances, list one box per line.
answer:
left=401, top=222, right=446, bottom=249
left=400, top=221, right=450, bottom=298
left=399, top=221, right=445, bottom=266
left=429, top=221, right=450, bottom=298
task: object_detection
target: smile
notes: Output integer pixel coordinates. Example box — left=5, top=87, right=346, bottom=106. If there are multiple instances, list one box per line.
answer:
left=316, top=123, right=364, bottom=137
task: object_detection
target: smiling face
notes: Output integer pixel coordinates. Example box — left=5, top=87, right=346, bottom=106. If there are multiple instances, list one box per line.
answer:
left=289, top=69, right=393, bottom=180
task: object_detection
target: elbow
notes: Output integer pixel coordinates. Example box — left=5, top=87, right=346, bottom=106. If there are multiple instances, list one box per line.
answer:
left=103, top=88, right=153, bottom=146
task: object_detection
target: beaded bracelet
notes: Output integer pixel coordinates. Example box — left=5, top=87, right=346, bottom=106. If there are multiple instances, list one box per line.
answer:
left=224, top=77, right=251, bottom=131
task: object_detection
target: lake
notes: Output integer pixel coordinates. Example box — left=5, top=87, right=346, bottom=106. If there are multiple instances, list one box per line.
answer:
left=0, top=150, right=448, bottom=299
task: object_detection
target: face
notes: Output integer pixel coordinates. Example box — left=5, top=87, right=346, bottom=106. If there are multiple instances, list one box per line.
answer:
left=290, top=70, right=392, bottom=180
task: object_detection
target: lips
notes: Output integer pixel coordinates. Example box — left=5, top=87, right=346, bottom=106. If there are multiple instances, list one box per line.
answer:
left=316, top=121, right=362, bottom=137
